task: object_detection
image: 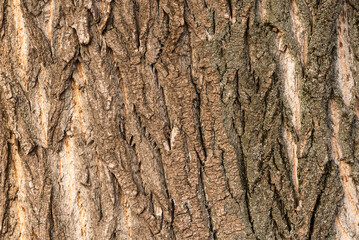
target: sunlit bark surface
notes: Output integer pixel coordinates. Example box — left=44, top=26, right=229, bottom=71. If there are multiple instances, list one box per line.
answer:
left=1, top=0, right=359, bottom=239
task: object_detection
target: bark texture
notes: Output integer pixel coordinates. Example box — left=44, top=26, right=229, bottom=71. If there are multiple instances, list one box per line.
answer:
left=1, top=0, right=359, bottom=239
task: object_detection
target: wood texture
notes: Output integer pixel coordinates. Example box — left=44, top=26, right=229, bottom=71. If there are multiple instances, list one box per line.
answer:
left=1, top=0, right=359, bottom=239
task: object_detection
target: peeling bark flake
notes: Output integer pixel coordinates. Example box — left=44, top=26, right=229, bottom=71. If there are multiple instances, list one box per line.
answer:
left=10, top=135, right=27, bottom=240
left=331, top=102, right=359, bottom=238
left=12, top=0, right=28, bottom=86
left=337, top=3, right=355, bottom=106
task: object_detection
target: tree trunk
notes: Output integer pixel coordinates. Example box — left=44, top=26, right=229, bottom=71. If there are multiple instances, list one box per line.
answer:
left=0, top=0, right=359, bottom=239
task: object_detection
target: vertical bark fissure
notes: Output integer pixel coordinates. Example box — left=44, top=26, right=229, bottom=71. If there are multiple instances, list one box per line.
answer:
left=0, top=141, right=11, bottom=237
left=48, top=186, right=55, bottom=240
left=308, top=160, right=332, bottom=240
left=196, top=154, right=216, bottom=240
left=226, top=0, right=233, bottom=20
left=272, top=180, right=292, bottom=233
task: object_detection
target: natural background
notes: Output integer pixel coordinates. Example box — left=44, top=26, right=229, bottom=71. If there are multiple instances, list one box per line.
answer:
left=0, top=0, right=359, bottom=239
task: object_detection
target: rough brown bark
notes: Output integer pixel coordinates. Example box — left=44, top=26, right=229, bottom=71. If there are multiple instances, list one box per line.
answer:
left=1, top=0, right=359, bottom=239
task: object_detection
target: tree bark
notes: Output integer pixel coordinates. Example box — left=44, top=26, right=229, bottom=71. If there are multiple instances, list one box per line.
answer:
left=0, top=0, right=359, bottom=239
